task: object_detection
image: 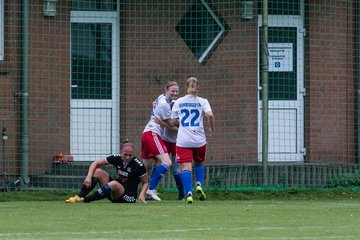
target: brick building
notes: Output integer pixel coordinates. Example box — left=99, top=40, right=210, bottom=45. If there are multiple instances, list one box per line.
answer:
left=0, top=0, right=358, bottom=188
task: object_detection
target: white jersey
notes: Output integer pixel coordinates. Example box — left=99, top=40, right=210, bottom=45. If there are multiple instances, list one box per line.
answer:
left=171, top=94, right=212, bottom=148
left=142, top=94, right=172, bottom=137
left=162, top=100, right=177, bottom=143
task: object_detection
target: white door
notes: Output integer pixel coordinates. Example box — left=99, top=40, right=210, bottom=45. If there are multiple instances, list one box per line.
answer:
left=70, top=12, right=120, bottom=161
left=258, top=15, right=305, bottom=162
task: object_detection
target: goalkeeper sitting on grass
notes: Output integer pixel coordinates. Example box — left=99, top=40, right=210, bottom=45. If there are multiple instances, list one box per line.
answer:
left=65, top=140, right=148, bottom=204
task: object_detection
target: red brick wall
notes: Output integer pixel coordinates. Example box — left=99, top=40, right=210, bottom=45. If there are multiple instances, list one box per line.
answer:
left=0, top=1, right=71, bottom=175
left=305, top=0, right=357, bottom=163
left=120, top=1, right=259, bottom=164
left=0, top=1, right=22, bottom=175
left=1, top=1, right=358, bottom=177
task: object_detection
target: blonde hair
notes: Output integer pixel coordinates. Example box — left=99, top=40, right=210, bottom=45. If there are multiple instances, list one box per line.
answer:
left=186, top=77, right=199, bottom=95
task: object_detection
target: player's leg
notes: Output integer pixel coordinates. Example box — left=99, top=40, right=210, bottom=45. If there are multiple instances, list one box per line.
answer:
left=108, top=181, right=126, bottom=200
left=173, top=159, right=184, bottom=200
left=83, top=180, right=123, bottom=203
left=194, top=163, right=206, bottom=201
left=147, top=153, right=172, bottom=201
left=143, top=158, right=156, bottom=200
left=143, top=132, right=172, bottom=201
left=144, top=159, right=156, bottom=201
left=143, top=158, right=155, bottom=172
left=142, top=131, right=162, bottom=200
left=179, top=162, right=193, bottom=204
left=167, top=141, right=184, bottom=200
left=141, top=131, right=157, bottom=174
left=194, top=145, right=207, bottom=201
left=65, top=168, right=110, bottom=203
left=79, top=168, right=109, bottom=197
left=176, top=146, right=193, bottom=204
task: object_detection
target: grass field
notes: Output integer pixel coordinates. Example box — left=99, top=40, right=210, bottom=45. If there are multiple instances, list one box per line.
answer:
left=1, top=192, right=360, bottom=239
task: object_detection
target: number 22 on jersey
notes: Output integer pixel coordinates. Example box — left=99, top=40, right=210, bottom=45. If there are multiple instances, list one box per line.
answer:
left=180, top=109, right=200, bottom=127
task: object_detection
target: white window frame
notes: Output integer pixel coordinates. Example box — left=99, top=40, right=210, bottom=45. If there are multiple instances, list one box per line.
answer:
left=0, top=0, right=4, bottom=61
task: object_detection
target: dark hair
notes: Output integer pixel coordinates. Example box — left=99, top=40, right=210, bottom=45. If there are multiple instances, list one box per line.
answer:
left=165, top=81, right=178, bottom=90
left=121, top=139, right=135, bottom=150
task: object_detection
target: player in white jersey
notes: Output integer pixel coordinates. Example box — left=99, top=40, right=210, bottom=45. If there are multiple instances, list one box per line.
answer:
left=141, top=81, right=179, bottom=201
left=170, top=77, right=215, bottom=204
left=155, top=99, right=184, bottom=200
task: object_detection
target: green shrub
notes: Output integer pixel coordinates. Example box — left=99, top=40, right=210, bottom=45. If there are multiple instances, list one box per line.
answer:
left=331, top=171, right=360, bottom=187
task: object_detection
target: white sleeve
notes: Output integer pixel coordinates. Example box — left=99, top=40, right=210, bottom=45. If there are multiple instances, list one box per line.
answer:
left=171, top=101, right=179, bottom=119
left=203, top=99, right=212, bottom=113
left=158, top=102, right=171, bottom=120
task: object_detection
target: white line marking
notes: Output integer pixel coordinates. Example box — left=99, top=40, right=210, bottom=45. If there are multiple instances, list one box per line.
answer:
left=0, top=225, right=358, bottom=238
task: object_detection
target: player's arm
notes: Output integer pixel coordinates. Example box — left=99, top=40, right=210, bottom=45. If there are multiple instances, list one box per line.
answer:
left=168, top=116, right=179, bottom=128
left=84, top=158, right=107, bottom=188
left=138, top=173, right=149, bottom=203
left=169, top=102, right=180, bottom=127
left=155, top=117, right=178, bottom=133
left=165, top=118, right=179, bottom=133
left=154, top=117, right=166, bottom=127
left=205, top=111, right=215, bottom=137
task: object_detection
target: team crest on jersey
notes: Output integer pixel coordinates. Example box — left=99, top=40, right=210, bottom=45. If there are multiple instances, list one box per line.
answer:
left=147, top=123, right=155, bottom=128
left=127, top=167, right=131, bottom=172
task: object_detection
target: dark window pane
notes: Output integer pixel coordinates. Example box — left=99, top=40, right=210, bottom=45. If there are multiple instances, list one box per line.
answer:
left=71, top=23, right=112, bottom=99
left=71, top=0, right=116, bottom=11
left=257, top=0, right=300, bottom=15
left=259, top=27, right=297, bottom=100
left=175, top=0, right=228, bottom=63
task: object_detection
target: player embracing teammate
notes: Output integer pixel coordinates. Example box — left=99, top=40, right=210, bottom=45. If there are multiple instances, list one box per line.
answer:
left=141, top=81, right=183, bottom=201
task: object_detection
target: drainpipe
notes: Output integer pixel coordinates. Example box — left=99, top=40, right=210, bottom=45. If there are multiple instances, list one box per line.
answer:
left=261, top=0, right=269, bottom=185
left=20, top=0, right=29, bottom=184
left=357, top=1, right=360, bottom=164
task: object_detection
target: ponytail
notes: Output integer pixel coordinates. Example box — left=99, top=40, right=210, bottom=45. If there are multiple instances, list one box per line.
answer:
left=186, top=77, right=199, bottom=95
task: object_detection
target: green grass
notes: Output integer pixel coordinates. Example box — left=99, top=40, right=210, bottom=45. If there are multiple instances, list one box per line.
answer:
left=1, top=190, right=360, bottom=239
left=0, top=188, right=360, bottom=240
left=2, top=187, right=360, bottom=201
